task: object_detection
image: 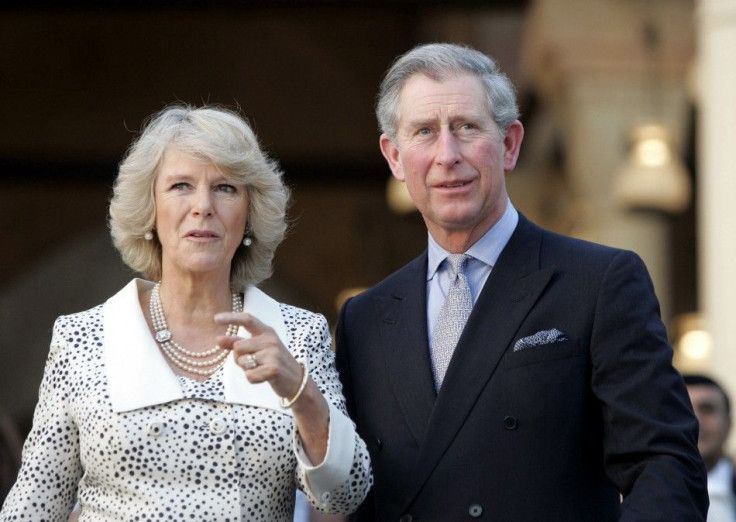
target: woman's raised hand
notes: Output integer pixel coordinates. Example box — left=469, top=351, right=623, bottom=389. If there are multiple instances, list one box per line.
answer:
left=215, top=312, right=304, bottom=402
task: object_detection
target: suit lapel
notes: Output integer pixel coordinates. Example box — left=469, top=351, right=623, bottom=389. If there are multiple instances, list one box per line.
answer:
left=376, top=253, right=437, bottom=446
left=402, top=215, right=555, bottom=509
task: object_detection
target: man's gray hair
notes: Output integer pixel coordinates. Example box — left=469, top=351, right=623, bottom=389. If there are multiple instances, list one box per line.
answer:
left=376, top=42, right=520, bottom=142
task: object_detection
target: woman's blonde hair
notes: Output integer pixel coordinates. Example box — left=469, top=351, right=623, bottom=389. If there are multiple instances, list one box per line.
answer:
left=109, top=104, right=289, bottom=289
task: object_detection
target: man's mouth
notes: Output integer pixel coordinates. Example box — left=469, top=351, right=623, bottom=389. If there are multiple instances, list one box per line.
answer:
left=439, top=181, right=469, bottom=188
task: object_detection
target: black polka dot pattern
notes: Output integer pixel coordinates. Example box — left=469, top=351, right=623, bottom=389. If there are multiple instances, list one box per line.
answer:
left=0, top=302, right=372, bottom=521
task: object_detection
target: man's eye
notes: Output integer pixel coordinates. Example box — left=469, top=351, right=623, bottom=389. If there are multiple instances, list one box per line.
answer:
left=418, top=128, right=432, bottom=135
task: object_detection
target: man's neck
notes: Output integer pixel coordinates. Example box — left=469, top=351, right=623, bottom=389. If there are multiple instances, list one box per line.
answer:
left=425, top=204, right=507, bottom=254
left=705, top=453, right=726, bottom=473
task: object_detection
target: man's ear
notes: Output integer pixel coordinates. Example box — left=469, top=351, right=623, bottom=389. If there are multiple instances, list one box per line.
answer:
left=380, top=133, right=405, bottom=181
left=502, top=120, right=525, bottom=172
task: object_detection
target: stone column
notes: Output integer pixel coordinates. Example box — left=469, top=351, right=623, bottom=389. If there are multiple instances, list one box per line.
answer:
left=522, top=0, right=695, bottom=322
left=696, top=0, right=736, bottom=454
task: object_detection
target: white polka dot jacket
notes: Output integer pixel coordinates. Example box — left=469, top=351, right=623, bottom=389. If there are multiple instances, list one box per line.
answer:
left=0, top=279, right=373, bottom=521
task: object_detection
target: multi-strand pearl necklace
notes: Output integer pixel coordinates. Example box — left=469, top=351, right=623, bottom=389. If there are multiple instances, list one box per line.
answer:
left=150, top=282, right=242, bottom=376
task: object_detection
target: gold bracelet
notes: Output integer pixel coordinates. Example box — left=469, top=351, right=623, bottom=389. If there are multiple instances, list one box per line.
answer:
left=280, top=361, right=309, bottom=409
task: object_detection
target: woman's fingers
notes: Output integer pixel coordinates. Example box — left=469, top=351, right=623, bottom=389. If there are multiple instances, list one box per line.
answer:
left=215, top=334, right=239, bottom=351
left=214, top=311, right=268, bottom=336
left=214, top=312, right=302, bottom=397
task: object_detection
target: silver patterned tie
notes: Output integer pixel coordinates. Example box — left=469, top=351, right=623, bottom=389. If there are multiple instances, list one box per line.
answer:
left=431, top=254, right=473, bottom=390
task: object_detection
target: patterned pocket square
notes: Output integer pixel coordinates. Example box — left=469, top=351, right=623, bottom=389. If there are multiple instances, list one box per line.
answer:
left=513, top=328, right=568, bottom=352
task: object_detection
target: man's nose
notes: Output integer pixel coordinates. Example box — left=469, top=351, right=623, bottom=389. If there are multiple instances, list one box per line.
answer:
left=435, top=129, right=462, bottom=166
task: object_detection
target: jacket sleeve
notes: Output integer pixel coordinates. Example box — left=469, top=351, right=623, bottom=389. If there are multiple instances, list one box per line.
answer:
left=591, top=250, right=709, bottom=520
left=0, top=316, right=81, bottom=521
left=291, top=312, right=373, bottom=514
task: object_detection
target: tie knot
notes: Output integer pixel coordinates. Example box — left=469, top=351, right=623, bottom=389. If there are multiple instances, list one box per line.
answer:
left=446, top=253, right=470, bottom=277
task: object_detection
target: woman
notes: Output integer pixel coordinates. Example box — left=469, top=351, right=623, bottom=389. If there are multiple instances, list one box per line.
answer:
left=0, top=105, right=372, bottom=521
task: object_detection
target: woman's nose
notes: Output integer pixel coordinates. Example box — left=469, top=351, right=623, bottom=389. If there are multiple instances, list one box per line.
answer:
left=192, top=187, right=214, bottom=215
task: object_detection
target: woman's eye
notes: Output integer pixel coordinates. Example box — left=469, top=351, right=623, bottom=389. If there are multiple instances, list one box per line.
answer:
left=171, top=182, right=189, bottom=190
left=215, top=184, right=237, bottom=193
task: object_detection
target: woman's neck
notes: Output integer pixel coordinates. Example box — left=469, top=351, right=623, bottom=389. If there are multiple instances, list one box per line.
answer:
left=157, top=269, right=235, bottom=325
left=142, top=273, right=242, bottom=382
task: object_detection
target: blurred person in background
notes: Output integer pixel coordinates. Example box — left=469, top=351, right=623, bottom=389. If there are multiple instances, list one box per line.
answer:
left=685, top=374, right=736, bottom=521
left=0, top=408, right=22, bottom=506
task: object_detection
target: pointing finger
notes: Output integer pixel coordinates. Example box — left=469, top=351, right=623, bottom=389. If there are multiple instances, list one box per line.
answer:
left=214, top=312, right=270, bottom=336
left=215, top=335, right=239, bottom=351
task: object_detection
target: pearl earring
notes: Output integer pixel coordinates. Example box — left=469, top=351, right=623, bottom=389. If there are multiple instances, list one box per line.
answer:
left=144, top=231, right=154, bottom=241
left=243, top=237, right=253, bottom=247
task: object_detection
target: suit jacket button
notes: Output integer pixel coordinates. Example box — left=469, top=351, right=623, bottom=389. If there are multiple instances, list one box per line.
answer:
left=399, top=515, right=412, bottom=522
left=469, top=504, right=483, bottom=518
left=503, top=416, right=518, bottom=430
left=374, top=437, right=383, bottom=451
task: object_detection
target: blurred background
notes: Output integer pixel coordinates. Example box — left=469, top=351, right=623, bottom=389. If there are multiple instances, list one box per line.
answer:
left=1, top=0, right=735, bottom=513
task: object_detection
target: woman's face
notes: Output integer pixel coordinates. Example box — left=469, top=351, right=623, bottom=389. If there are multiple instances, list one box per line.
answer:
left=153, top=148, right=248, bottom=282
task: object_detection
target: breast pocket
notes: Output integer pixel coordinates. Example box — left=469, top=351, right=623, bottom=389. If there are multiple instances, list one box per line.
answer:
left=503, top=339, right=577, bottom=370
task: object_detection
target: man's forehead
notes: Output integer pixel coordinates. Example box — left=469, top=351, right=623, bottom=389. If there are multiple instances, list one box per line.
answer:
left=397, top=73, right=492, bottom=123
left=687, top=384, right=727, bottom=405
left=399, top=72, right=485, bottom=99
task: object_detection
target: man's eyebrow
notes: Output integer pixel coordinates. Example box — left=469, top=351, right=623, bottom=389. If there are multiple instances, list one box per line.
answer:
left=694, top=400, right=721, bottom=412
left=403, top=117, right=436, bottom=129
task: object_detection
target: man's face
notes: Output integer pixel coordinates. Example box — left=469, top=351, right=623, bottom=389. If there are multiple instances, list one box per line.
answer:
left=687, top=384, right=731, bottom=469
left=379, top=73, right=523, bottom=249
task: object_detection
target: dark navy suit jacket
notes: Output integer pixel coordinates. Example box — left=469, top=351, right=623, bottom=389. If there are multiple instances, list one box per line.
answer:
left=336, top=214, right=708, bottom=521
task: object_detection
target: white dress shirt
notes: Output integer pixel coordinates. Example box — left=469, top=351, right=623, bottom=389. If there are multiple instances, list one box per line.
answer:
left=426, top=199, right=519, bottom=345
left=708, top=458, right=736, bottom=522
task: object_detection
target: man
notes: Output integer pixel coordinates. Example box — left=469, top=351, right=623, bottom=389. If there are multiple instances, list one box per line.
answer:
left=685, top=374, right=736, bottom=521
left=335, top=43, right=708, bottom=521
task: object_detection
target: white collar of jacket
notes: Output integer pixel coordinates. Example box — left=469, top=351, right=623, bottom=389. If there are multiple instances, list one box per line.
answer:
left=104, top=278, right=292, bottom=416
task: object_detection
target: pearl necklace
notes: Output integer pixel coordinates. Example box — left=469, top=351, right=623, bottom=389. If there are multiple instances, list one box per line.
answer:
left=150, top=282, right=242, bottom=376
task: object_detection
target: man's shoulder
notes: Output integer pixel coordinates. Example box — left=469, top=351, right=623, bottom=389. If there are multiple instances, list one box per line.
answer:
left=350, top=252, right=426, bottom=303
left=545, top=228, right=621, bottom=256
left=524, top=216, right=633, bottom=266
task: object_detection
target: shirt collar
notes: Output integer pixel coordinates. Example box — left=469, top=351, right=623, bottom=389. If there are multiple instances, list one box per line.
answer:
left=708, top=457, right=735, bottom=494
left=427, top=199, right=519, bottom=281
left=104, top=278, right=292, bottom=416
